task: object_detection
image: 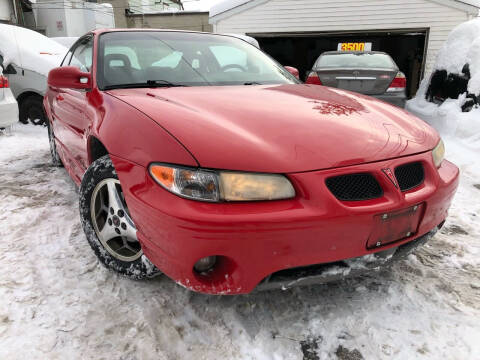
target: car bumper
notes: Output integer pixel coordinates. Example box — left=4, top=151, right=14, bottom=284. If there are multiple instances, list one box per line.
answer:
left=0, top=90, right=19, bottom=128
left=112, top=152, right=459, bottom=295
left=371, top=91, right=406, bottom=108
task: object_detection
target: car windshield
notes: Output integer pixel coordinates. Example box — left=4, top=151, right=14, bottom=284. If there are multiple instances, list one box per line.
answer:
left=316, top=53, right=396, bottom=69
left=97, top=31, right=298, bottom=89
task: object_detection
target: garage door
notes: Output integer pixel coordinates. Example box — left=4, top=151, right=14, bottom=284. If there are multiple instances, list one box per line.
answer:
left=251, top=30, right=428, bottom=98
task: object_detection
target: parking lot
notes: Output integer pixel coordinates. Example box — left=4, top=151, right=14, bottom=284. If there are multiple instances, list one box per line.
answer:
left=1, top=125, right=478, bottom=360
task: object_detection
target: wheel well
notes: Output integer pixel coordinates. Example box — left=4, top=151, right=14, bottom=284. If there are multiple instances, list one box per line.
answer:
left=89, top=137, right=109, bottom=163
left=17, top=91, right=43, bottom=105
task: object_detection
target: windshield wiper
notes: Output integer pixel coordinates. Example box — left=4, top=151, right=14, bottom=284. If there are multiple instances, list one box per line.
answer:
left=244, top=81, right=263, bottom=85
left=104, top=80, right=188, bottom=90
left=146, top=79, right=188, bottom=87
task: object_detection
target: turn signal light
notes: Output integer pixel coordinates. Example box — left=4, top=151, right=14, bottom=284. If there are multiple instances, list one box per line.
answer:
left=305, top=71, right=322, bottom=85
left=0, top=76, right=9, bottom=88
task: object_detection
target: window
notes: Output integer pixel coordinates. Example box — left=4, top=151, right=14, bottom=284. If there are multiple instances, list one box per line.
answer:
left=316, top=53, right=396, bottom=69
left=105, top=46, right=141, bottom=69
left=69, top=37, right=93, bottom=72
left=61, top=49, right=73, bottom=67
left=151, top=51, right=182, bottom=68
left=209, top=45, right=247, bottom=70
left=96, top=31, right=298, bottom=89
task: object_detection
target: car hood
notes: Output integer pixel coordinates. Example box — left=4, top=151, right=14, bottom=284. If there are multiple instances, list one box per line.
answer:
left=107, top=84, right=438, bottom=173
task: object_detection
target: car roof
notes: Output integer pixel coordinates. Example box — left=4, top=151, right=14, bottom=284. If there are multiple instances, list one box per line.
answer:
left=320, top=51, right=389, bottom=56
left=91, top=28, right=217, bottom=36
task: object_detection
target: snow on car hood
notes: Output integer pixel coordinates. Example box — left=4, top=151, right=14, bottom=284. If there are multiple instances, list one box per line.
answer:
left=0, top=24, right=68, bottom=76
left=108, top=84, right=439, bottom=173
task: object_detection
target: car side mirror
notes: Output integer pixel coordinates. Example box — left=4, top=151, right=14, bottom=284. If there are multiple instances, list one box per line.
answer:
left=48, top=66, right=91, bottom=89
left=284, top=66, right=300, bottom=79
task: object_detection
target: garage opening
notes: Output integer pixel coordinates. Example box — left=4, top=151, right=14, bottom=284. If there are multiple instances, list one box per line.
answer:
left=251, top=30, right=428, bottom=98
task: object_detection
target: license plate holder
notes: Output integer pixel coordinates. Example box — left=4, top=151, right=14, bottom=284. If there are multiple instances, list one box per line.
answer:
left=367, top=203, right=424, bottom=249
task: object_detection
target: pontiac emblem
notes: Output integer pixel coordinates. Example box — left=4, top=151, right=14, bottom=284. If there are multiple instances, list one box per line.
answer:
left=382, top=168, right=399, bottom=188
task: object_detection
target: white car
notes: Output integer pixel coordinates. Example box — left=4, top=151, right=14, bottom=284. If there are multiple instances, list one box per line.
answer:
left=0, top=24, right=67, bottom=125
left=0, top=72, right=18, bottom=130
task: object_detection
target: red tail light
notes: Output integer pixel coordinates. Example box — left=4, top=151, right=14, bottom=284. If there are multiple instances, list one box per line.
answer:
left=305, top=71, right=322, bottom=85
left=0, top=76, right=9, bottom=88
left=388, top=72, right=406, bottom=92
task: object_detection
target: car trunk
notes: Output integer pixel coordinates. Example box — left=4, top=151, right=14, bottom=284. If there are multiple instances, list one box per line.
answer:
left=316, top=68, right=397, bottom=95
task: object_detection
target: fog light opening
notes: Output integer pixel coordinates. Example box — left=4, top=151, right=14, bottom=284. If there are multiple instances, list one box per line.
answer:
left=194, top=256, right=217, bottom=274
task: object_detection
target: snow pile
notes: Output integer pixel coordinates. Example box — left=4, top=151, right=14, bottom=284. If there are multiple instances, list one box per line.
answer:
left=434, top=17, right=480, bottom=95
left=406, top=18, right=480, bottom=151
left=0, top=24, right=68, bottom=76
left=407, top=94, right=480, bottom=151
left=435, top=18, right=480, bottom=75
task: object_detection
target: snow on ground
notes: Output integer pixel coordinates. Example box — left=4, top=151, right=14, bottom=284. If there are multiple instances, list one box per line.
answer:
left=0, top=124, right=479, bottom=360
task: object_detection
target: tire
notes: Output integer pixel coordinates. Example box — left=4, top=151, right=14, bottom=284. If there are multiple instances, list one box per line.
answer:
left=79, top=155, right=160, bottom=279
left=47, top=121, right=63, bottom=167
left=19, top=96, right=47, bottom=126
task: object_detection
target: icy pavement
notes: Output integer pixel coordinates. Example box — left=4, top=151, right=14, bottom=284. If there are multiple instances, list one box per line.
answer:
left=0, top=125, right=479, bottom=360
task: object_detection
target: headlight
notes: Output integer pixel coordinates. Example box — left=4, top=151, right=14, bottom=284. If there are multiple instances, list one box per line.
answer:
left=219, top=172, right=295, bottom=201
left=149, top=164, right=220, bottom=202
left=149, top=164, right=295, bottom=202
left=432, top=139, right=445, bottom=168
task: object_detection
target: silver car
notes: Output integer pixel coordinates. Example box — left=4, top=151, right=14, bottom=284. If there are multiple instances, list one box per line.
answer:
left=306, top=51, right=407, bottom=108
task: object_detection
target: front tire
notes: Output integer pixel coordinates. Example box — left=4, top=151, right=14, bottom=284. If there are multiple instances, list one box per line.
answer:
left=47, top=121, right=63, bottom=167
left=79, top=155, right=160, bottom=279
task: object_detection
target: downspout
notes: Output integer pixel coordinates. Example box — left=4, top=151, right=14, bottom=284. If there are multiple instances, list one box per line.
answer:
left=11, top=0, right=18, bottom=24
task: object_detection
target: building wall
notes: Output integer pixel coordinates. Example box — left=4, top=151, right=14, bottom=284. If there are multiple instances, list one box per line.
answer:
left=100, top=0, right=129, bottom=28
left=128, top=12, right=212, bottom=31
left=34, top=0, right=114, bottom=37
left=0, top=0, right=13, bottom=22
left=212, top=0, right=477, bottom=75
left=128, top=0, right=182, bottom=14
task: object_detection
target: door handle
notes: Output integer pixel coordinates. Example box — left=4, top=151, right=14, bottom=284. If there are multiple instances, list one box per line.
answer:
left=56, top=95, right=64, bottom=101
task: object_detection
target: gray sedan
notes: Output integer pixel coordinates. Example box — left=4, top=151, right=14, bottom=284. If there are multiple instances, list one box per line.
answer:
left=306, top=51, right=406, bottom=108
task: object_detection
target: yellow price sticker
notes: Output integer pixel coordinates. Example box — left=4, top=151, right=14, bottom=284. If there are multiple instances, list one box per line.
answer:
left=340, top=43, right=366, bottom=51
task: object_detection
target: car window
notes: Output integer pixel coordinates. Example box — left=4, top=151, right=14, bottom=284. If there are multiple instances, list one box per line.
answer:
left=209, top=45, right=247, bottom=69
left=97, top=31, right=298, bottom=89
left=105, top=46, right=141, bottom=69
left=69, top=37, right=93, bottom=72
left=316, top=53, right=396, bottom=69
left=151, top=51, right=182, bottom=68
left=61, top=49, right=73, bottom=67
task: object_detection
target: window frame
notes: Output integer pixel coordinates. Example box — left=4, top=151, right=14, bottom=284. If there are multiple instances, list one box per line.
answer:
left=68, top=35, right=94, bottom=73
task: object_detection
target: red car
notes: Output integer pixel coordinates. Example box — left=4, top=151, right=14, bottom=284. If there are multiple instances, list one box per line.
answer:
left=44, top=29, right=459, bottom=295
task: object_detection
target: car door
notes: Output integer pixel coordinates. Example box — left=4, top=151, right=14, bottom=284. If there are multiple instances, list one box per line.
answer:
left=50, top=36, right=93, bottom=178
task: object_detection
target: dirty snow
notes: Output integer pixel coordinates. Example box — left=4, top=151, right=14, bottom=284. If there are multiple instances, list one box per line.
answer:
left=0, top=24, right=67, bottom=76
left=0, top=124, right=479, bottom=359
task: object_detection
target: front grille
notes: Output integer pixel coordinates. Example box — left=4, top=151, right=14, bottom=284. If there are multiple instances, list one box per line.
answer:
left=326, top=173, right=383, bottom=201
left=395, top=162, right=424, bottom=191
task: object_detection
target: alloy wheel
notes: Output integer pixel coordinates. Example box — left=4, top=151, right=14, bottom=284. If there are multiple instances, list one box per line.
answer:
left=90, top=178, right=142, bottom=262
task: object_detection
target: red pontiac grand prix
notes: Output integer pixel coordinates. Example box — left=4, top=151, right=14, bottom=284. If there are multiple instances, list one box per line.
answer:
left=44, top=29, right=459, bottom=294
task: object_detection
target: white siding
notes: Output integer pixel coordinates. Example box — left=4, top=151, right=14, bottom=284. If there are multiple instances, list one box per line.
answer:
left=214, top=0, right=474, bottom=75
left=0, top=0, right=13, bottom=22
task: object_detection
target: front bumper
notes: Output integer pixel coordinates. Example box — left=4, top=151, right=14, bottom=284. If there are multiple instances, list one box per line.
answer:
left=256, top=225, right=440, bottom=291
left=112, top=151, right=459, bottom=295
